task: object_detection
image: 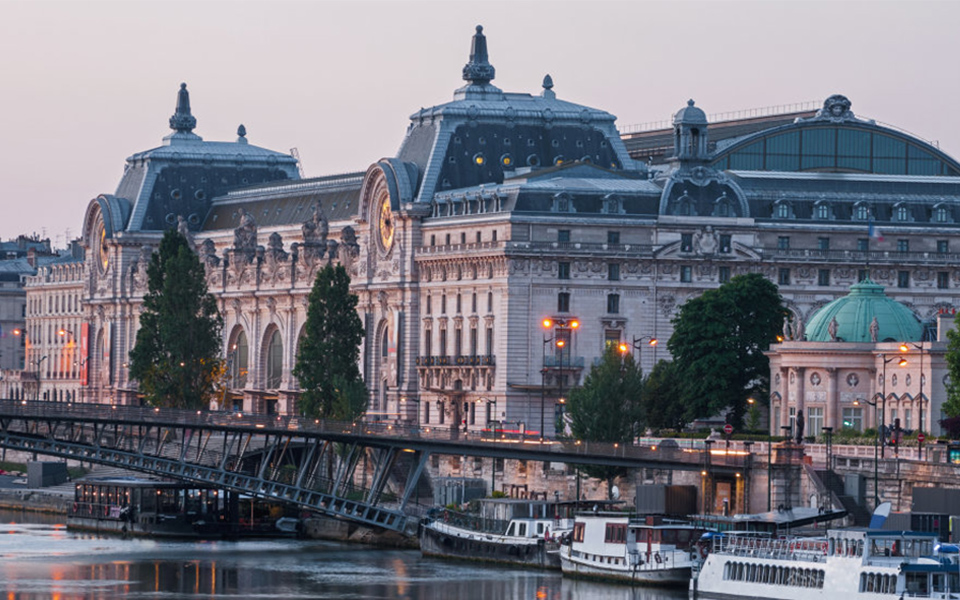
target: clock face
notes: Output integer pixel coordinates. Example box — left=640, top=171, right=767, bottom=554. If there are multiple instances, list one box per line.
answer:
left=378, top=193, right=395, bottom=250
left=97, top=222, right=109, bottom=272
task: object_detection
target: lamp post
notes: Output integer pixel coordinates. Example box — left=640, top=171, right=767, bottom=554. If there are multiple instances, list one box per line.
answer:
left=540, top=317, right=579, bottom=441
left=822, top=426, right=834, bottom=472
left=900, top=342, right=925, bottom=460
left=878, top=353, right=907, bottom=458
left=630, top=336, right=658, bottom=369
left=854, top=398, right=880, bottom=509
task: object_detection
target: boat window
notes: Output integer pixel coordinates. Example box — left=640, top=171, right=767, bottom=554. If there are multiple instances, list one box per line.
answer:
left=537, top=523, right=544, bottom=535
left=906, top=572, right=930, bottom=597
left=573, top=522, right=585, bottom=542
left=506, top=523, right=515, bottom=536
left=604, top=524, right=627, bottom=544
left=518, top=523, right=527, bottom=537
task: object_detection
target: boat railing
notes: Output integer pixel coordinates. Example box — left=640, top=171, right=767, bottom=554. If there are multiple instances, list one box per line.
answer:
left=712, top=535, right=828, bottom=564
left=429, top=508, right=510, bottom=536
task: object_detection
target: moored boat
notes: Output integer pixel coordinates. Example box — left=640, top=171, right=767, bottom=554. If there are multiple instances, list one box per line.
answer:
left=690, top=528, right=960, bottom=599
left=559, top=513, right=703, bottom=586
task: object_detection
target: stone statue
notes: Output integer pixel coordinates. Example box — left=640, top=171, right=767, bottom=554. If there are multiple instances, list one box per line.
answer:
left=794, top=317, right=804, bottom=342
left=233, top=208, right=258, bottom=261
left=828, top=317, right=839, bottom=342
left=869, top=316, right=879, bottom=343
left=783, top=317, right=793, bottom=341
left=266, top=232, right=288, bottom=261
left=177, top=215, right=195, bottom=252
left=301, top=203, right=329, bottom=246
left=200, top=238, right=220, bottom=267
left=694, top=226, right=718, bottom=256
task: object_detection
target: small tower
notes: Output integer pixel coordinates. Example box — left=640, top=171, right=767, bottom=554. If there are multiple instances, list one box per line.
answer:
left=164, top=83, right=202, bottom=143
left=672, top=99, right=709, bottom=164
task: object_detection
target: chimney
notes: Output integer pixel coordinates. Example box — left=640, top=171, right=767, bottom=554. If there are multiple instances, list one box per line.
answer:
left=26, top=248, right=36, bottom=267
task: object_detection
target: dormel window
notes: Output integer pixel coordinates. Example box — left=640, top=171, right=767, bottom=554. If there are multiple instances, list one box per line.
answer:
left=554, top=193, right=571, bottom=213
left=713, top=192, right=734, bottom=218
left=854, top=202, right=870, bottom=221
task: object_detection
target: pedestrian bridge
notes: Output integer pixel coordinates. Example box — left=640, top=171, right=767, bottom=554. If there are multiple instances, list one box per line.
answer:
left=0, top=400, right=747, bottom=535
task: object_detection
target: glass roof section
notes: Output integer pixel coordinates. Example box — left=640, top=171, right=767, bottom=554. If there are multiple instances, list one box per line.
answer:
left=712, top=123, right=960, bottom=177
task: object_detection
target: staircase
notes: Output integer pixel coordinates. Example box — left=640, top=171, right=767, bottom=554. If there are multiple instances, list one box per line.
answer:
left=816, top=469, right=870, bottom=526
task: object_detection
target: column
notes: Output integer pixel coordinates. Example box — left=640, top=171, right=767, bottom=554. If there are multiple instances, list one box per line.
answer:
left=825, top=367, right=838, bottom=431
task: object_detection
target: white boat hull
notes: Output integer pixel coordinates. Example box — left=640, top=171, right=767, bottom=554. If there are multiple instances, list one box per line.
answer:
left=560, top=545, right=692, bottom=586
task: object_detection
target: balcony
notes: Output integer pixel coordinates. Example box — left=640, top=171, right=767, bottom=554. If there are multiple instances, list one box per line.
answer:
left=542, top=355, right=585, bottom=368
left=415, top=355, right=496, bottom=367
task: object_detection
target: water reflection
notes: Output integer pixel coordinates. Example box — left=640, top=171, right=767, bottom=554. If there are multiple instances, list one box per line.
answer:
left=0, top=512, right=686, bottom=599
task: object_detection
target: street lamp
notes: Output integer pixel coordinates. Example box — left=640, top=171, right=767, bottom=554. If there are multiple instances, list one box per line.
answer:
left=822, top=426, right=834, bottom=471
left=854, top=398, right=880, bottom=509
left=541, top=317, right=579, bottom=441
left=900, top=342, right=925, bottom=460
left=878, top=353, right=907, bottom=458
left=630, top=336, right=658, bottom=368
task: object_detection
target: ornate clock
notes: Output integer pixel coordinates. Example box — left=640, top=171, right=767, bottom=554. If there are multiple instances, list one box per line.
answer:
left=97, top=221, right=109, bottom=272
left=377, top=193, right=395, bottom=251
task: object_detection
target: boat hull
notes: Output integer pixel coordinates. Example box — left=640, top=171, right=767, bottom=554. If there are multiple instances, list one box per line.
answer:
left=560, top=546, right=691, bottom=586
left=420, top=521, right=560, bottom=570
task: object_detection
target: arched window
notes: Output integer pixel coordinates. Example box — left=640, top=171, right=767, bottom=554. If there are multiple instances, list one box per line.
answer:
left=854, top=203, right=870, bottom=221
left=774, top=201, right=791, bottom=219
left=814, top=203, right=831, bottom=220
left=381, top=327, right=389, bottom=358
left=935, top=205, right=950, bottom=223
left=231, top=330, right=249, bottom=388
left=266, top=330, right=283, bottom=389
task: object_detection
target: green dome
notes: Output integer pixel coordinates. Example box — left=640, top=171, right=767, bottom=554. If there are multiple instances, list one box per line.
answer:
left=805, top=279, right=922, bottom=343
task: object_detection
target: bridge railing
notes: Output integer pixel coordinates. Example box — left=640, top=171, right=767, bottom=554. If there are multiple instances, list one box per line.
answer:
left=0, top=400, right=749, bottom=470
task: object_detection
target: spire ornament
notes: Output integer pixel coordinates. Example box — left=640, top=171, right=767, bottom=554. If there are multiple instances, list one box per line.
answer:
left=462, top=25, right=495, bottom=85
left=169, top=83, right=197, bottom=133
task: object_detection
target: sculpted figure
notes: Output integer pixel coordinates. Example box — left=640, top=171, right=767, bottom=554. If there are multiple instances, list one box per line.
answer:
left=828, top=317, right=839, bottom=342
left=869, top=316, right=879, bottom=343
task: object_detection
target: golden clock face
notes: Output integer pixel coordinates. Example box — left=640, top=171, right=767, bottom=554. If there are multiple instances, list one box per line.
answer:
left=378, top=193, right=395, bottom=250
left=97, top=222, right=109, bottom=272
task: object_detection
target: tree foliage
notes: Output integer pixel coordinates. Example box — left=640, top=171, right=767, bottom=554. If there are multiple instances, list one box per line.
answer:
left=667, top=273, right=786, bottom=428
left=943, top=314, right=960, bottom=419
left=293, top=264, right=367, bottom=420
left=642, top=360, right=687, bottom=431
left=567, top=346, right=645, bottom=496
left=129, top=230, right=223, bottom=409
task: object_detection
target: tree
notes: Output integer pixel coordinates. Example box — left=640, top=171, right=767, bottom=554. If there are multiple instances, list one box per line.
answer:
left=642, top=360, right=687, bottom=431
left=294, top=264, right=367, bottom=420
left=567, top=345, right=644, bottom=498
left=129, top=230, right=223, bottom=409
left=942, top=313, right=960, bottom=419
left=667, top=273, right=786, bottom=428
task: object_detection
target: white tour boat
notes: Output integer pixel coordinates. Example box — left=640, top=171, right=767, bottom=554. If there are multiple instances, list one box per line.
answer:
left=691, top=528, right=960, bottom=599
left=559, top=513, right=703, bottom=586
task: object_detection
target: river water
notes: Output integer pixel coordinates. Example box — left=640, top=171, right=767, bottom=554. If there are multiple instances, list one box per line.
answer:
left=0, top=510, right=687, bottom=600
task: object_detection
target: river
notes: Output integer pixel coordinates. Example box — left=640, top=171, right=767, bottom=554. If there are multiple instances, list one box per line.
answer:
left=0, top=510, right=687, bottom=599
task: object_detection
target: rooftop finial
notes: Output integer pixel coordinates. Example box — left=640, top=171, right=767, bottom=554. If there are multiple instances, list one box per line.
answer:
left=541, top=74, right=556, bottom=99
left=237, top=124, right=248, bottom=144
left=169, top=83, right=197, bottom=133
left=462, top=25, right=495, bottom=85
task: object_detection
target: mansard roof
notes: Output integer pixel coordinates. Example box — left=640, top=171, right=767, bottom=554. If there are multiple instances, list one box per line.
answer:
left=393, top=26, right=638, bottom=205
left=113, top=84, right=300, bottom=233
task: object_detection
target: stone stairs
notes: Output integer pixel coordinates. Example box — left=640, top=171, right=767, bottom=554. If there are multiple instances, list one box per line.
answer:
left=816, top=469, right=870, bottom=526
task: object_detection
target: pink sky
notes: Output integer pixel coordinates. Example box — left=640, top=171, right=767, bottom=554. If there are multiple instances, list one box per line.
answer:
left=1, top=1, right=958, bottom=245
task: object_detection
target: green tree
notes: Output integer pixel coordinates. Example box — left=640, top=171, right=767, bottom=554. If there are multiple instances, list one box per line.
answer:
left=129, top=230, right=223, bottom=408
left=294, top=264, right=367, bottom=420
left=943, top=313, right=960, bottom=418
left=667, top=273, right=786, bottom=428
left=567, top=346, right=644, bottom=498
left=642, top=359, right=687, bottom=431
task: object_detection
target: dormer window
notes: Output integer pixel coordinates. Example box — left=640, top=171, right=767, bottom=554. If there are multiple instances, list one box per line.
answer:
left=934, top=204, right=952, bottom=223
left=773, top=201, right=792, bottom=220
left=713, top=192, right=733, bottom=217
left=894, top=203, right=911, bottom=222
left=814, top=202, right=832, bottom=220
left=854, top=203, right=870, bottom=221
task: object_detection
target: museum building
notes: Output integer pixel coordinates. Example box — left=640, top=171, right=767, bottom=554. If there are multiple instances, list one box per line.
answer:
left=10, top=26, right=960, bottom=438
